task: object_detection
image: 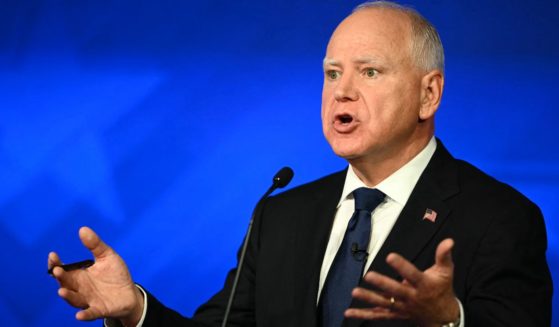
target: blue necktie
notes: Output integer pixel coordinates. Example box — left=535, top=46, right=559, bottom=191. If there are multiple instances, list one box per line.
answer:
left=319, top=187, right=385, bottom=327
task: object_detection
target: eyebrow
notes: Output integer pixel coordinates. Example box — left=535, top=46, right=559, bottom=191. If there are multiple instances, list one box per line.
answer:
left=353, top=57, right=380, bottom=65
left=323, top=58, right=340, bottom=68
left=323, top=57, right=381, bottom=68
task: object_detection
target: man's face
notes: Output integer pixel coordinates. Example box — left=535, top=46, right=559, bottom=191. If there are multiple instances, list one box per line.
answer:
left=322, top=9, right=426, bottom=163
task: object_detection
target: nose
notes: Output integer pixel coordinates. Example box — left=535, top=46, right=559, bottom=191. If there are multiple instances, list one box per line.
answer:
left=334, top=74, right=359, bottom=102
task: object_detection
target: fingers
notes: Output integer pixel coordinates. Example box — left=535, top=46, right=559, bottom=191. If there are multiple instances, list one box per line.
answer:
left=79, top=226, right=112, bottom=259
left=350, top=239, right=458, bottom=324
left=384, top=238, right=455, bottom=285
left=52, top=266, right=79, bottom=290
left=351, top=286, right=393, bottom=308
left=435, top=238, right=454, bottom=269
left=59, top=287, right=105, bottom=321
left=385, top=253, right=422, bottom=286
left=76, top=307, right=103, bottom=321
left=58, top=287, right=88, bottom=309
left=48, top=252, right=63, bottom=272
left=362, top=272, right=413, bottom=299
left=345, top=306, right=405, bottom=320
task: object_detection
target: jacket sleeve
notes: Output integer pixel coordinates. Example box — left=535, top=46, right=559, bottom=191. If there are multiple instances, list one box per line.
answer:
left=463, top=200, right=553, bottom=326
left=141, top=201, right=266, bottom=327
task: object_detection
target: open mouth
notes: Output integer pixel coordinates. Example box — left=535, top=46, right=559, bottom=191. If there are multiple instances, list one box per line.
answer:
left=333, top=113, right=358, bottom=133
left=336, top=113, right=354, bottom=125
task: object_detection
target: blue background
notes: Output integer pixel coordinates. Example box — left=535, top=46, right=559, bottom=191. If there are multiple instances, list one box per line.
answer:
left=1, top=0, right=557, bottom=326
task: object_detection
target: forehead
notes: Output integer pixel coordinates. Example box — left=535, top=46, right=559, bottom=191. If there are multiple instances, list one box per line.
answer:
left=326, top=8, right=412, bottom=64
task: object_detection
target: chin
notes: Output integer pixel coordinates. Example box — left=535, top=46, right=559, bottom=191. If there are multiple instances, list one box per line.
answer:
left=326, top=132, right=377, bottom=160
left=329, top=143, right=364, bottom=160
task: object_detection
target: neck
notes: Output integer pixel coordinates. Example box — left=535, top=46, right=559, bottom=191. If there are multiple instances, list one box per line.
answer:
left=348, top=135, right=433, bottom=187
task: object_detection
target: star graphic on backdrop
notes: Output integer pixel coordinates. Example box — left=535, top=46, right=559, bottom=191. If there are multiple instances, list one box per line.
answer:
left=0, top=66, right=163, bottom=246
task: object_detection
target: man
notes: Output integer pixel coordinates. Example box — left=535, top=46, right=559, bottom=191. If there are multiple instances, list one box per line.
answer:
left=48, top=1, right=552, bottom=326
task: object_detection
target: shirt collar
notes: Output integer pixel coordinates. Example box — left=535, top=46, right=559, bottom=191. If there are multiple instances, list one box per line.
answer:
left=337, top=137, right=437, bottom=207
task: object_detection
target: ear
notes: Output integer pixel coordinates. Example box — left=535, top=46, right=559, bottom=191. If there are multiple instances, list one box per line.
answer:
left=419, top=70, right=444, bottom=121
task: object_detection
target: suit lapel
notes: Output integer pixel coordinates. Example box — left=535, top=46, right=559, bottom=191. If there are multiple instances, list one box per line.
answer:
left=292, top=170, right=346, bottom=327
left=346, top=140, right=460, bottom=327
left=368, top=177, right=454, bottom=277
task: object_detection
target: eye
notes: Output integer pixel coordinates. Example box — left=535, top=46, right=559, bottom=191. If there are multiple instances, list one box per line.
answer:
left=364, top=68, right=378, bottom=78
left=325, top=70, right=341, bottom=80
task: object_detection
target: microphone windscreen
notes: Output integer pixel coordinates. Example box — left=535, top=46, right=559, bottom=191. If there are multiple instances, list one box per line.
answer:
left=273, top=167, right=294, bottom=188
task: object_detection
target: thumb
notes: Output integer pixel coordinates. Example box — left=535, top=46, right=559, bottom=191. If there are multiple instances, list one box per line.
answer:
left=435, top=238, right=454, bottom=269
left=79, top=226, right=113, bottom=259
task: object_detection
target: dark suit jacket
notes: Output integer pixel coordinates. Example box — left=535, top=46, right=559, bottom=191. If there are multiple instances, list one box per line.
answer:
left=142, top=141, right=552, bottom=326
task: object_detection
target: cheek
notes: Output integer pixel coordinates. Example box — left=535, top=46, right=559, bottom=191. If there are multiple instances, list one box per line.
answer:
left=321, top=89, right=333, bottom=122
left=366, top=98, right=418, bottom=139
left=320, top=103, right=327, bottom=127
left=320, top=104, right=330, bottom=138
left=361, top=98, right=402, bottom=136
left=321, top=110, right=328, bottom=137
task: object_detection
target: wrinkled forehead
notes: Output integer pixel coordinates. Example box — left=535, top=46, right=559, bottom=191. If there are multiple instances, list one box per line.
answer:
left=326, top=8, right=413, bottom=61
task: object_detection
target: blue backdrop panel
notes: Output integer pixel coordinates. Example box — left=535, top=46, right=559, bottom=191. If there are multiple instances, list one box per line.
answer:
left=0, top=0, right=557, bottom=326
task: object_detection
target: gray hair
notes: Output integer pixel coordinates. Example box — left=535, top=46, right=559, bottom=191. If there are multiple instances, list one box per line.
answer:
left=353, top=1, right=445, bottom=75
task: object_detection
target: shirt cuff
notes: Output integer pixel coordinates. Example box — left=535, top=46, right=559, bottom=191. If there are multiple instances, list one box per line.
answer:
left=457, top=297, right=465, bottom=326
left=103, top=284, right=148, bottom=327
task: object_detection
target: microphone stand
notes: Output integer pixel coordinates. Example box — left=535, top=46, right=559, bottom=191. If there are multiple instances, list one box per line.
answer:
left=221, top=167, right=293, bottom=327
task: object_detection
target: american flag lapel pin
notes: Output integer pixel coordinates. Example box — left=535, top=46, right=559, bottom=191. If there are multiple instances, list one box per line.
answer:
left=423, top=208, right=438, bottom=222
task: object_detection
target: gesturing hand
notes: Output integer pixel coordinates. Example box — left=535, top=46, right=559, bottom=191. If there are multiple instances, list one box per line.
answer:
left=345, top=239, right=460, bottom=327
left=48, top=227, right=144, bottom=326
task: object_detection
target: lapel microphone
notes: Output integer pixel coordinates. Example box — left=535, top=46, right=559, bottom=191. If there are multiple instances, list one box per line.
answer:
left=221, top=167, right=294, bottom=327
left=351, top=242, right=369, bottom=262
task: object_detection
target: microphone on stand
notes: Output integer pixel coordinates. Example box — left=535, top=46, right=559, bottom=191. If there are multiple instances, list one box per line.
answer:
left=221, top=167, right=294, bottom=327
